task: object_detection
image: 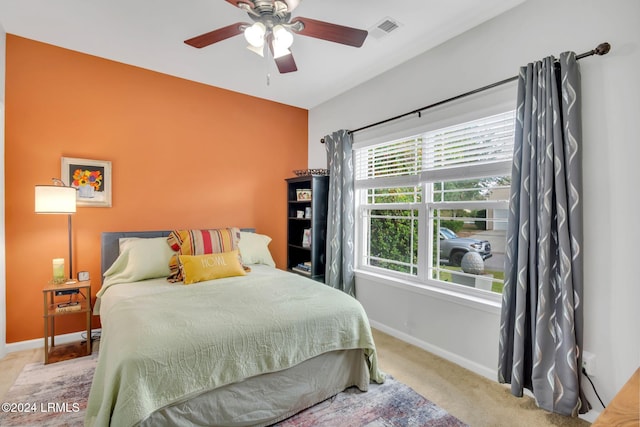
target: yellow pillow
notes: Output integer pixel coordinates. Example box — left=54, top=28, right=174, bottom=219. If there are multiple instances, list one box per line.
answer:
left=179, top=250, right=246, bottom=285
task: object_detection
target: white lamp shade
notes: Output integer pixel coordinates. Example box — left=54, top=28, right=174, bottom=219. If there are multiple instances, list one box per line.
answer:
left=35, top=185, right=77, bottom=214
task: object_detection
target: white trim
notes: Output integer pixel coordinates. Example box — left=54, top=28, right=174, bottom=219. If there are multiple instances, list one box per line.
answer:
left=355, top=174, right=421, bottom=190
left=579, top=409, right=602, bottom=423
left=431, top=200, right=509, bottom=210
left=359, top=202, right=418, bottom=211
left=4, top=329, right=101, bottom=354
left=356, top=269, right=501, bottom=314
left=371, top=320, right=602, bottom=423
left=419, top=160, right=512, bottom=183
left=371, top=320, right=497, bottom=380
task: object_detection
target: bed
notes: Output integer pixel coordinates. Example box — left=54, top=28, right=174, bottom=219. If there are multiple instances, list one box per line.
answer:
left=85, top=229, right=384, bottom=427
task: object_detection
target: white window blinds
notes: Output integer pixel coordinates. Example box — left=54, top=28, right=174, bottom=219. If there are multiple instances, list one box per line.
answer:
left=355, top=110, right=515, bottom=184
left=355, top=137, right=422, bottom=180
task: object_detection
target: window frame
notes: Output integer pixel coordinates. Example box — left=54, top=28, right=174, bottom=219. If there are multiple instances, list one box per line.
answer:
left=353, top=107, right=516, bottom=305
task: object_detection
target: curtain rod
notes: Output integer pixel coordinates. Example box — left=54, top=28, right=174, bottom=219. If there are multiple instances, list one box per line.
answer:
left=320, top=42, right=610, bottom=143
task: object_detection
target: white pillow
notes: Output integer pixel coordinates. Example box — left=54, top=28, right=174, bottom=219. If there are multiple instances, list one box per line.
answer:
left=104, top=237, right=175, bottom=282
left=118, top=237, right=140, bottom=253
left=238, top=231, right=276, bottom=267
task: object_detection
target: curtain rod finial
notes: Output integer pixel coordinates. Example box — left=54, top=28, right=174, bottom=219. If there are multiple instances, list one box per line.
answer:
left=595, top=42, right=611, bottom=56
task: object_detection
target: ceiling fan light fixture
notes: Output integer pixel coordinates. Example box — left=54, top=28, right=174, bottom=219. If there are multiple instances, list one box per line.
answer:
left=244, top=22, right=266, bottom=47
left=272, top=46, right=291, bottom=59
left=273, top=25, right=294, bottom=50
left=247, top=43, right=265, bottom=57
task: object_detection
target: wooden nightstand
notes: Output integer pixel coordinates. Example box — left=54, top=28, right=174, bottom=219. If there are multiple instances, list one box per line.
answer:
left=43, top=280, right=92, bottom=364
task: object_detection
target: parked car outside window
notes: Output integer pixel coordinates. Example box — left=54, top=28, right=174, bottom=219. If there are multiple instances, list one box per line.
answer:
left=439, top=227, right=492, bottom=266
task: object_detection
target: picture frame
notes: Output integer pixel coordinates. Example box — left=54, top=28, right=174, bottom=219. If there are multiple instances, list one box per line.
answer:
left=61, top=157, right=112, bottom=207
left=296, top=189, right=312, bottom=201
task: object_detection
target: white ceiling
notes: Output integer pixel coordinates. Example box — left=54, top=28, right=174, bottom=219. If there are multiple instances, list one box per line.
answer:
left=0, top=0, right=525, bottom=109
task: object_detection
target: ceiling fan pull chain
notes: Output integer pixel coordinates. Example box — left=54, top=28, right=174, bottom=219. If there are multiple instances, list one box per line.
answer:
left=265, top=43, right=271, bottom=86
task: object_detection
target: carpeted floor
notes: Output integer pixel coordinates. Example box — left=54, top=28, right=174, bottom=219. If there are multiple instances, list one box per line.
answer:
left=0, top=352, right=467, bottom=427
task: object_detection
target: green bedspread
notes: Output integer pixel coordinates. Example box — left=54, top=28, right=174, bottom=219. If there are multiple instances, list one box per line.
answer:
left=85, top=266, right=383, bottom=427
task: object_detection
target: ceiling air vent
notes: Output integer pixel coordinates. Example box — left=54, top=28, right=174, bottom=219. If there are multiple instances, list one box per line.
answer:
left=369, top=17, right=402, bottom=39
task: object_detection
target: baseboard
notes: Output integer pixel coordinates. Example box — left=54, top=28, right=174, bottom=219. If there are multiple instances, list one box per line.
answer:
left=370, top=321, right=602, bottom=422
left=4, top=329, right=102, bottom=355
left=579, top=409, right=601, bottom=423
left=370, top=320, right=497, bottom=380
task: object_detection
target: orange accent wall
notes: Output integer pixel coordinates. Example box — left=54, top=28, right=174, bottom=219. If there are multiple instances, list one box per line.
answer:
left=4, top=35, right=308, bottom=343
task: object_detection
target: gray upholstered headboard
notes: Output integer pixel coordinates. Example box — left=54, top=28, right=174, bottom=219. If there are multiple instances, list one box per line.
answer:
left=101, top=231, right=172, bottom=279
left=100, top=228, right=256, bottom=281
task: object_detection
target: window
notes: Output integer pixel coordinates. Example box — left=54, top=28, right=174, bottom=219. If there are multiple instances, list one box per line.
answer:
left=355, top=110, right=515, bottom=295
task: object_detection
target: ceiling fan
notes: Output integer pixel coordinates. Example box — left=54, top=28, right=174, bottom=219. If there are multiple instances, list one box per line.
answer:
left=184, top=0, right=368, bottom=74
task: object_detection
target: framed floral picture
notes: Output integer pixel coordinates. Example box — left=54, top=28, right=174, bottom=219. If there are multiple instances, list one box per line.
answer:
left=61, top=157, right=112, bottom=207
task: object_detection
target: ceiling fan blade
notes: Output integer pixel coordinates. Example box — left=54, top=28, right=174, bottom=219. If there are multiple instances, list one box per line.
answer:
left=274, top=52, right=298, bottom=73
left=291, top=17, right=367, bottom=48
left=184, top=23, right=246, bottom=48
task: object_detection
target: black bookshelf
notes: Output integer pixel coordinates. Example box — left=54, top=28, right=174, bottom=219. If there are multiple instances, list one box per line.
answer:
left=285, top=175, right=329, bottom=282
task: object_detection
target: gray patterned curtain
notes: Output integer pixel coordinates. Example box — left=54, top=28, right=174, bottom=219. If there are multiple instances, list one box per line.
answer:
left=324, top=130, right=355, bottom=296
left=498, top=52, right=590, bottom=416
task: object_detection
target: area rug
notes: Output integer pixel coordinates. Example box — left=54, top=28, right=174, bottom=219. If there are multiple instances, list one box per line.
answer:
left=274, top=377, right=468, bottom=427
left=0, top=353, right=97, bottom=426
left=1, top=354, right=467, bottom=427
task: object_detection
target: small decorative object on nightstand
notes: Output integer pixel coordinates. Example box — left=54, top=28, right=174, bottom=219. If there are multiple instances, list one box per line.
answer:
left=43, top=280, right=91, bottom=364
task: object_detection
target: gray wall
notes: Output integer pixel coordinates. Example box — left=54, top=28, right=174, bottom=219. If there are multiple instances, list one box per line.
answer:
left=308, top=0, right=640, bottom=418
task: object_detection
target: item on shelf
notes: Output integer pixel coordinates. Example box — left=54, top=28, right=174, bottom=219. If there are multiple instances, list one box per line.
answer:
left=55, top=303, right=82, bottom=313
left=296, top=189, right=312, bottom=201
left=291, top=266, right=312, bottom=276
left=295, top=262, right=311, bottom=271
left=54, top=288, right=79, bottom=297
left=293, top=169, right=329, bottom=177
left=296, top=210, right=305, bottom=218
left=302, top=229, right=311, bottom=247
left=57, top=300, right=79, bottom=307
left=305, top=207, right=312, bottom=218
